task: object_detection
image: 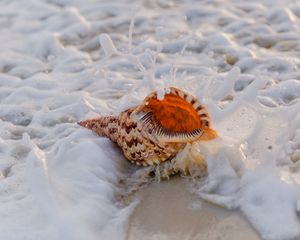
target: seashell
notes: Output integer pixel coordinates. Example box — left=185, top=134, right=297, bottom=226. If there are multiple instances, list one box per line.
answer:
left=78, top=87, right=217, bottom=166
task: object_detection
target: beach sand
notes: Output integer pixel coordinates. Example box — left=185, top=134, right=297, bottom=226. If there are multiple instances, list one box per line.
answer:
left=127, top=177, right=260, bottom=240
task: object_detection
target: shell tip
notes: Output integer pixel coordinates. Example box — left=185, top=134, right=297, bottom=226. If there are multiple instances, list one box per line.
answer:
left=199, top=128, right=218, bottom=141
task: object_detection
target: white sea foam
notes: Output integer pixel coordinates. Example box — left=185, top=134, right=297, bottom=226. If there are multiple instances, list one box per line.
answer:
left=0, top=0, right=300, bottom=239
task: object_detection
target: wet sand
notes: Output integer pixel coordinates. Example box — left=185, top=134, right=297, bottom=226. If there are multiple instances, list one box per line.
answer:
left=127, top=177, right=260, bottom=240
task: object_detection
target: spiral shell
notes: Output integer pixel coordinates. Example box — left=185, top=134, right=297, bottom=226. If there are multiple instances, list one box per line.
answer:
left=78, top=87, right=217, bottom=166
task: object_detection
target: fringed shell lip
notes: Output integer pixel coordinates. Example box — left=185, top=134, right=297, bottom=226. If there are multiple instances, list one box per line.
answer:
left=134, top=110, right=204, bottom=143
left=133, top=87, right=218, bottom=143
left=156, top=128, right=204, bottom=143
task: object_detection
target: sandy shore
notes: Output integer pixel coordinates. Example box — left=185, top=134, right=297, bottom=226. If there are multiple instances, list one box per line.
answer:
left=127, top=177, right=260, bottom=240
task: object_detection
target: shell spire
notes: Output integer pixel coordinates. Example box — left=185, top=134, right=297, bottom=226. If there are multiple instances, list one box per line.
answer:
left=78, top=116, right=119, bottom=142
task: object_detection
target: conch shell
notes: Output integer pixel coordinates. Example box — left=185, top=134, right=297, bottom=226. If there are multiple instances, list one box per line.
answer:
left=79, top=87, right=217, bottom=166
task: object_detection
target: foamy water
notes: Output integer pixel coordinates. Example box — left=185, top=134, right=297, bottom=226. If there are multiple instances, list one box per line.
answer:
left=0, top=0, right=300, bottom=239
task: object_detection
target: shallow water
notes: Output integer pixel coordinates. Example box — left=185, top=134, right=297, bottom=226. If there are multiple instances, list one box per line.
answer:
left=0, top=0, right=300, bottom=239
left=128, top=177, right=260, bottom=240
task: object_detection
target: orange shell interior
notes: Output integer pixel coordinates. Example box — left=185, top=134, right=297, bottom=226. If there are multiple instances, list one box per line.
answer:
left=147, top=93, right=203, bottom=133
